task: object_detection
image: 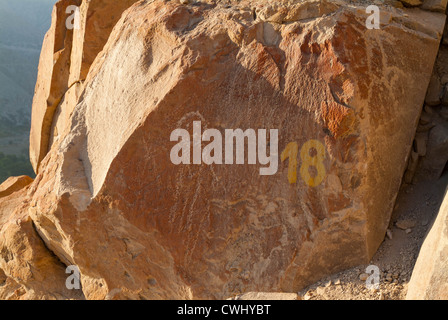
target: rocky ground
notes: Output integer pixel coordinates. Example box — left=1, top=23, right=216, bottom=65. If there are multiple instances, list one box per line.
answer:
left=298, top=171, right=448, bottom=300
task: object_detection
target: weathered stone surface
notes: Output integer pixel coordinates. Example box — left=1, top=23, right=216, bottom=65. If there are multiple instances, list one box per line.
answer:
left=425, top=72, right=442, bottom=106
left=30, top=0, right=139, bottom=173
left=415, top=121, right=448, bottom=180
left=406, top=186, right=448, bottom=299
left=0, top=176, right=33, bottom=198
left=395, top=218, right=417, bottom=230
left=20, top=0, right=446, bottom=300
left=29, top=0, right=80, bottom=173
left=414, top=132, right=428, bottom=156
left=404, top=150, right=420, bottom=183
left=400, top=0, right=423, bottom=6
left=69, top=0, right=140, bottom=85
left=422, top=0, right=448, bottom=12
left=0, top=179, right=83, bottom=300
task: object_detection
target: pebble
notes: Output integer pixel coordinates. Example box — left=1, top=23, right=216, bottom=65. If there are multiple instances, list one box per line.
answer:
left=386, top=229, right=393, bottom=240
left=359, top=273, right=369, bottom=281
left=396, top=219, right=416, bottom=230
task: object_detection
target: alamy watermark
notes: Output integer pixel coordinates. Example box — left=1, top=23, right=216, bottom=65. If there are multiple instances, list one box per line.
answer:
left=366, top=5, right=380, bottom=30
left=65, top=5, right=81, bottom=30
left=170, top=121, right=279, bottom=176
left=170, top=121, right=328, bottom=187
left=65, top=265, right=81, bottom=290
left=364, top=265, right=380, bottom=290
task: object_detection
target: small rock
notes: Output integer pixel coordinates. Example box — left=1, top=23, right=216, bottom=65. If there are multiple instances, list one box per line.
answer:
left=334, top=279, right=341, bottom=285
left=316, top=287, right=325, bottom=295
left=324, top=280, right=332, bottom=287
left=396, top=219, right=416, bottom=230
left=405, top=228, right=412, bottom=234
left=386, top=229, right=393, bottom=240
left=359, top=273, right=369, bottom=281
left=414, top=132, right=428, bottom=156
left=419, top=112, right=432, bottom=125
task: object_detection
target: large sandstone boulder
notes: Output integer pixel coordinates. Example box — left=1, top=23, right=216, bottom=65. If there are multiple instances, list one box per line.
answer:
left=406, top=185, right=448, bottom=299
left=23, top=0, right=446, bottom=299
left=1, top=0, right=444, bottom=299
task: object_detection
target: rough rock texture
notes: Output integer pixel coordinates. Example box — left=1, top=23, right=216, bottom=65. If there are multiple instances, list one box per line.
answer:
left=0, top=177, right=84, bottom=300
left=403, top=10, right=448, bottom=299
left=404, top=16, right=448, bottom=183
left=30, top=0, right=140, bottom=172
left=4, top=0, right=447, bottom=299
left=421, top=0, right=448, bottom=12
left=0, top=176, right=33, bottom=198
left=406, top=186, right=448, bottom=299
left=29, top=0, right=80, bottom=173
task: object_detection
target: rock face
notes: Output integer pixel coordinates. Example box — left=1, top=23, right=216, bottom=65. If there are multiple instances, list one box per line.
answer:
left=29, top=0, right=80, bottom=173
left=404, top=11, right=448, bottom=183
left=29, top=0, right=140, bottom=172
left=0, top=177, right=84, bottom=300
left=406, top=187, right=448, bottom=299
left=0, top=176, right=33, bottom=198
left=1, top=0, right=446, bottom=299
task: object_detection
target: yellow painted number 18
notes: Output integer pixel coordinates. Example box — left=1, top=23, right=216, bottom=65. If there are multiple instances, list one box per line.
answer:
left=281, top=140, right=326, bottom=187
